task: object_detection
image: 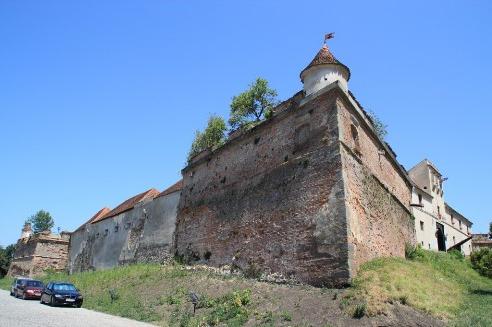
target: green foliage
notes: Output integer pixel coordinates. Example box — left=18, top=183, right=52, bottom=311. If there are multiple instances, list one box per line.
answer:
left=229, top=78, right=278, bottom=130
left=346, top=249, right=492, bottom=326
left=448, top=249, right=465, bottom=261
left=0, top=244, right=16, bottom=277
left=188, top=115, right=227, bottom=161
left=353, top=303, right=367, bottom=319
left=171, top=289, right=252, bottom=327
left=366, top=110, right=388, bottom=140
left=405, top=243, right=425, bottom=260
left=470, top=248, right=492, bottom=278
left=280, top=310, right=292, bottom=321
left=205, top=289, right=251, bottom=326
left=27, top=210, right=54, bottom=233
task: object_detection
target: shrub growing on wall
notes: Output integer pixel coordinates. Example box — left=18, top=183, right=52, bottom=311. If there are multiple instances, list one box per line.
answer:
left=228, top=78, right=278, bottom=131
left=188, top=115, right=227, bottom=161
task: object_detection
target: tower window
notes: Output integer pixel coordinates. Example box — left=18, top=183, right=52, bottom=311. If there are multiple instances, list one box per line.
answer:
left=420, top=221, right=424, bottom=231
left=418, top=194, right=423, bottom=206
left=459, top=220, right=462, bottom=230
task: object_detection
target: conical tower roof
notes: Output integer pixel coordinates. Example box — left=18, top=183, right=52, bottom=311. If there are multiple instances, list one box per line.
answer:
left=300, top=44, right=351, bottom=81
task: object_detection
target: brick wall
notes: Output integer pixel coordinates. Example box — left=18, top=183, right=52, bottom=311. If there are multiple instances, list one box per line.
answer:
left=336, top=97, right=415, bottom=274
left=7, top=235, right=69, bottom=277
left=175, top=88, right=351, bottom=287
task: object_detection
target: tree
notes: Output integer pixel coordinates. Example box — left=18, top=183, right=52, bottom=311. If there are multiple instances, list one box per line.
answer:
left=229, top=78, right=278, bottom=130
left=188, top=115, right=227, bottom=161
left=0, top=244, right=16, bottom=277
left=27, top=210, right=55, bottom=234
left=367, top=110, right=388, bottom=140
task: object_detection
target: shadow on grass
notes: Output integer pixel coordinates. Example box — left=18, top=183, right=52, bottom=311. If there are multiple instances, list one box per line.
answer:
left=470, top=289, right=492, bottom=296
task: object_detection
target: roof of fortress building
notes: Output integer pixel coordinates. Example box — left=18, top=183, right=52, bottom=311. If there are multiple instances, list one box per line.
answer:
left=92, top=188, right=160, bottom=224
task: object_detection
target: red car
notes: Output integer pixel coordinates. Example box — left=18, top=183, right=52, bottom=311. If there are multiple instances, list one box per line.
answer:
left=12, top=279, right=44, bottom=300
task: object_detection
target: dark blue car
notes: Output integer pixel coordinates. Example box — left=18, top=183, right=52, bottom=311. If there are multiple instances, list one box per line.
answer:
left=40, top=282, right=83, bottom=308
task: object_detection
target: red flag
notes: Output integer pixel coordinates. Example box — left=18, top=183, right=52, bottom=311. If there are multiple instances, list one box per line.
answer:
left=324, top=33, right=335, bottom=41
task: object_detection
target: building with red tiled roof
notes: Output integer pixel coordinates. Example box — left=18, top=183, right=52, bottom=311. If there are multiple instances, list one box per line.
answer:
left=74, top=207, right=111, bottom=232
left=157, top=180, right=183, bottom=198
left=92, top=189, right=160, bottom=224
left=69, top=185, right=180, bottom=273
left=300, top=42, right=351, bottom=95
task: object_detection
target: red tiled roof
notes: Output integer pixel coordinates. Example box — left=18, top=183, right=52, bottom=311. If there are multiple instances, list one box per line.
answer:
left=74, top=207, right=111, bottom=232
left=300, top=44, right=351, bottom=81
left=157, top=180, right=183, bottom=198
left=92, top=188, right=160, bottom=224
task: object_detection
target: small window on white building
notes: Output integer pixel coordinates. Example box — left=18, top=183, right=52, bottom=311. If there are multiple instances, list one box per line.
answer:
left=453, top=236, right=456, bottom=244
left=421, top=241, right=424, bottom=246
left=451, top=214, right=454, bottom=225
left=420, top=221, right=424, bottom=231
left=428, top=243, right=431, bottom=249
left=459, top=220, right=462, bottom=230
left=418, top=194, right=423, bottom=206
left=437, top=206, right=441, bottom=218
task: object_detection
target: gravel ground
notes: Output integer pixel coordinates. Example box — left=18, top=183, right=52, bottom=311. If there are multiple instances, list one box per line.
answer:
left=0, top=290, right=155, bottom=327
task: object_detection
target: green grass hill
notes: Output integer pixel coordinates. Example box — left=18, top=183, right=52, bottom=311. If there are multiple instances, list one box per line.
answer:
left=1, top=249, right=491, bottom=326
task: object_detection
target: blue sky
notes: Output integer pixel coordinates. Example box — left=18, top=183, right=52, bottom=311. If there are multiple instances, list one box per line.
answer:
left=0, top=1, right=491, bottom=246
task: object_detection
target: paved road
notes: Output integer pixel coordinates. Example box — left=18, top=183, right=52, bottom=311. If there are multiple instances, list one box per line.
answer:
left=0, top=290, right=155, bottom=327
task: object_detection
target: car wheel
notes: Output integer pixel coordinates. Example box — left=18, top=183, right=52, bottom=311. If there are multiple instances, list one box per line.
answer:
left=40, top=296, right=44, bottom=304
left=49, top=295, right=54, bottom=307
left=9, top=291, right=13, bottom=296
left=76, top=303, right=82, bottom=308
left=22, top=293, right=26, bottom=300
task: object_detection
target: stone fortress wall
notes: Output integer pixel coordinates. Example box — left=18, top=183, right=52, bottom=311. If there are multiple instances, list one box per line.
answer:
left=68, top=185, right=181, bottom=274
left=174, top=84, right=415, bottom=286
left=8, top=230, right=70, bottom=277
left=10, top=41, right=470, bottom=287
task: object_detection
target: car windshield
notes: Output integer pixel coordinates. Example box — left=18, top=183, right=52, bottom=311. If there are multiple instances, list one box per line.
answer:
left=53, top=284, right=76, bottom=291
left=26, top=281, right=43, bottom=287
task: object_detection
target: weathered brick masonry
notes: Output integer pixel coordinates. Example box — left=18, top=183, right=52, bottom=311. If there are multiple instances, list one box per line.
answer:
left=175, top=84, right=415, bottom=286
left=8, top=232, right=70, bottom=277
left=58, top=41, right=416, bottom=286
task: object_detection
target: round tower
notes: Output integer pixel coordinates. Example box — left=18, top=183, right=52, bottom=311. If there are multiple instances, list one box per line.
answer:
left=21, top=222, right=33, bottom=239
left=300, top=36, right=350, bottom=96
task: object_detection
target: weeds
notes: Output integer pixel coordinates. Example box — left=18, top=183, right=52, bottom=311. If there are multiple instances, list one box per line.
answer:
left=353, top=303, right=366, bottom=319
left=280, top=310, right=292, bottom=321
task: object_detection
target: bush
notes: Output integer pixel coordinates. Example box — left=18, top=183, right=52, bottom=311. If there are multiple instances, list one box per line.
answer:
left=470, top=248, right=492, bottom=278
left=405, top=243, right=425, bottom=260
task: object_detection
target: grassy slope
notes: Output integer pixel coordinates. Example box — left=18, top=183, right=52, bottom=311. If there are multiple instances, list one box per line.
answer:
left=345, top=250, right=492, bottom=326
left=0, top=251, right=490, bottom=326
